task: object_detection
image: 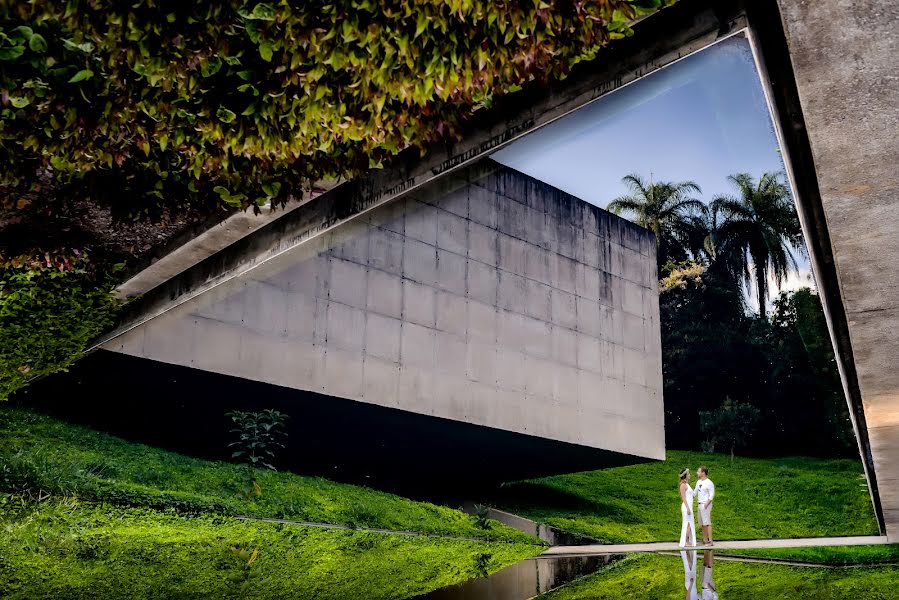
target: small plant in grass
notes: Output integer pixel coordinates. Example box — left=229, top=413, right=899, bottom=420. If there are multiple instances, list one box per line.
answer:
left=473, top=503, right=491, bottom=530
left=226, top=409, right=289, bottom=470
left=473, top=552, right=492, bottom=578
left=226, top=409, right=288, bottom=499
left=229, top=545, right=260, bottom=587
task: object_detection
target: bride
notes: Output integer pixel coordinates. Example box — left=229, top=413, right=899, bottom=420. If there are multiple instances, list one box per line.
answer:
left=679, top=467, right=696, bottom=548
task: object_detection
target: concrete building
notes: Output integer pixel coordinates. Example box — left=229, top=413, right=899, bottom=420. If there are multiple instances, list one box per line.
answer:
left=38, top=162, right=662, bottom=488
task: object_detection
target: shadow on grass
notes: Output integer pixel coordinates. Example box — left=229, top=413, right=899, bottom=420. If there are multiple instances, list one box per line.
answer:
left=493, top=482, right=641, bottom=524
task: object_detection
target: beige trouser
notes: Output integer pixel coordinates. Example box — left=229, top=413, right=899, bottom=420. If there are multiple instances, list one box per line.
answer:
left=698, top=503, right=712, bottom=527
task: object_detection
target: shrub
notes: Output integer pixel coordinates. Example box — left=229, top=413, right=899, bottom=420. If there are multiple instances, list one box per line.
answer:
left=226, top=409, right=289, bottom=471
left=0, top=254, right=117, bottom=400
left=1, top=1, right=670, bottom=220
left=699, top=397, right=761, bottom=461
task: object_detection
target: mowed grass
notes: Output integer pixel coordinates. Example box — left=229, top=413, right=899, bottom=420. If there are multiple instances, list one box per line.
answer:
left=0, top=500, right=539, bottom=599
left=723, top=544, right=899, bottom=565
left=0, top=407, right=534, bottom=542
left=495, top=450, right=878, bottom=543
left=541, top=553, right=899, bottom=600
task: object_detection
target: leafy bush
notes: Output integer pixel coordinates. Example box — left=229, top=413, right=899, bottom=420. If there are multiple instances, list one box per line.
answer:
left=0, top=254, right=117, bottom=400
left=473, top=503, right=491, bottom=529
left=1, top=1, right=670, bottom=220
left=226, top=409, right=288, bottom=470
left=699, top=398, right=761, bottom=461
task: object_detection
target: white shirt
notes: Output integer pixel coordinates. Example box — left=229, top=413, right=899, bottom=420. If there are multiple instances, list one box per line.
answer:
left=696, top=478, right=715, bottom=504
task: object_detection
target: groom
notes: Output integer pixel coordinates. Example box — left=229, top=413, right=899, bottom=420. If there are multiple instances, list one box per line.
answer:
left=695, top=466, right=715, bottom=546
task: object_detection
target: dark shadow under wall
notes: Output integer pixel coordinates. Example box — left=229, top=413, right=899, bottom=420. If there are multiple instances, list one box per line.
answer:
left=15, top=350, right=648, bottom=499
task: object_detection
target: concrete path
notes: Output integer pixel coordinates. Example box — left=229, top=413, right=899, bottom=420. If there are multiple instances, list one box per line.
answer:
left=539, top=535, right=891, bottom=558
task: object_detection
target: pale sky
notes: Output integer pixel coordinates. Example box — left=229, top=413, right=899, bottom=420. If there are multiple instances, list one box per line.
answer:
left=491, top=34, right=813, bottom=309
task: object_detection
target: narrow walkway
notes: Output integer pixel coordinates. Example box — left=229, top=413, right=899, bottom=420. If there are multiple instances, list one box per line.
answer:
left=539, top=535, right=890, bottom=558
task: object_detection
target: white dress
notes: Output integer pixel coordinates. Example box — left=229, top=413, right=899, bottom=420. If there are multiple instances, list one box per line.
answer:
left=679, top=483, right=696, bottom=547
left=680, top=550, right=698, bottom=600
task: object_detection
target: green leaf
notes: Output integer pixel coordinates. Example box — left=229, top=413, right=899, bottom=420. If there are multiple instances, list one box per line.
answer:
left=68, top=69, right=94, bottom=83
left=259, top=41, right=273, bottom=62
left=415, top=12, right=428, bottom=38
left=0, top=45, right=25, bottom=61
left=216, top=107, right=237, bottom=123
left=10, top=96, right=31, bottom=108
left=201, top=57, right=222, bottom=77
left=248, top=3, right=277, bottom=21
left=261, top=182, right=281, bottom=197
left=62, top=39, right=94, bottom=54
left=28, top=34, right=48, bottom=53
left=10, top=26, right=34, bottom=41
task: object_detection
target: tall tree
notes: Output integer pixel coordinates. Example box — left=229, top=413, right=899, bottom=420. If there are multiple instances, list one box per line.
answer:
left=607, top=174, right=706, bottom=268
left=710, top=173, right=803, bottom=319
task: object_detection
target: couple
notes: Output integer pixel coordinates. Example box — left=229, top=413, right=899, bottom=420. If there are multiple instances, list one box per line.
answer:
left=679, top=465, right=715, bottom=548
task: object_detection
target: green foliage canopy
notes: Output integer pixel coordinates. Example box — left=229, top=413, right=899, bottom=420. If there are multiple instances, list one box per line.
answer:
left=710, top=172, right=804, bottom=319
left=1, top=0, right=670, bottom=222
left=607, top=173, right=706, bottom=268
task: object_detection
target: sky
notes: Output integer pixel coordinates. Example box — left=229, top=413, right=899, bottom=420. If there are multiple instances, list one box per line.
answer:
left=491, top=34, right=815, bottom=308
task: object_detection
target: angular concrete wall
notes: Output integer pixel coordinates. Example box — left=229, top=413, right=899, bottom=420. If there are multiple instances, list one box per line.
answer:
left=774, top=0, right=899, bottom=540
left=103, top=161, right=663, bottom=460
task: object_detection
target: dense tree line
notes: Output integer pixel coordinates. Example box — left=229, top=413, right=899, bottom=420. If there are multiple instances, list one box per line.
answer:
left=610, top=172, right=856, bottom=458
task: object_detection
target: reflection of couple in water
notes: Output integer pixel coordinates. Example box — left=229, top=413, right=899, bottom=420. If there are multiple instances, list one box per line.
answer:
left=679, top=466, right=715, bottom=548
left=681, top=549, right=718, bottom=600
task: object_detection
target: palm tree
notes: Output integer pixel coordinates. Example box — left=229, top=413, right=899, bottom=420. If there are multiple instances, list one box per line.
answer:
left=607, top=174, right=706, bottom=268
left=710, top=172, right=804, bottom=319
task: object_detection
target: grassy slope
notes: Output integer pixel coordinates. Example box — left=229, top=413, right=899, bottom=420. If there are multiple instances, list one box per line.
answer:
left=724, top=545, right=899, bottom=565
left=0, top=501, right=538, bottom=599
left=542, top=553, right=899, bottom=600
left=0, top=408, right=533, bottom=542
left=496, top=450, right=878, bottom=543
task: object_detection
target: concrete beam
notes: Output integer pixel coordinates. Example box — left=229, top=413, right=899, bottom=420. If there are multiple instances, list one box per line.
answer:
left=115, top=181, right=339, bottom=300
left=748, top=0, right=898, bottom=540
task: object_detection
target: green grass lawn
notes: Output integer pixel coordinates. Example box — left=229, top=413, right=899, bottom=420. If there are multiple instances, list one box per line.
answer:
left=541, top=553, right=899, bottom=599
left=0, top=500, right=539, bottom=599
left=722, top=545, right=899, bottom=565
left=495, top=450, right=878, bottom=544
left=0, top=407, right=542, bottom=597
left=0, top=407, right=533, bottom=542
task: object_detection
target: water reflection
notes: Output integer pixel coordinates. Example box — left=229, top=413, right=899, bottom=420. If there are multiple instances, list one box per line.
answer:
left=415, top=555, right=619, bottom=600
left=682, top=550, right=719, bottom=600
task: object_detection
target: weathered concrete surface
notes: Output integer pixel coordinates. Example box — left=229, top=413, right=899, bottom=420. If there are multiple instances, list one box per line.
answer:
left=775, top=0, right=899, bottom=541
left=102, top=162, right=664, bottom=461
left=115, top=181, right=338, bottom=300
